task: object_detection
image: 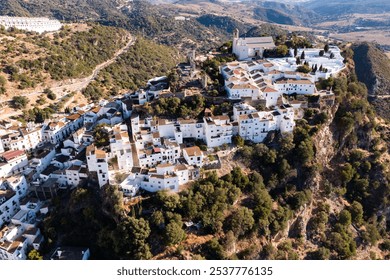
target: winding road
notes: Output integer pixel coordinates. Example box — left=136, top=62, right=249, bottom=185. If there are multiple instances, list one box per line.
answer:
left=0, top=35, right=136, bottom=120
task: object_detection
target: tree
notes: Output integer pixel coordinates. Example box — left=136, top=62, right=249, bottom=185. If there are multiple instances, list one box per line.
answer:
left=226, top=207, right=254, bottom=238
left=294, top=47, right=298, bottom=57
left=164, top=221, right=186, bottom=245
left=340, top=163, right=355, bottom=186
left=155, top=191, right=181, bottom=211
left=324, top=44, right=330, bottom=53
left=296, top=57, right=301, bottom=65
left=44, top=88, right=56, bottom=100
left=150, top=210, right=165, bottom=228
left=93, top=124, right=110, bottom=147
left=349, top=201, right=363, bottom=225
left=296, top=65, right=311, bottom=74
left=0, top=75, right=6, bottom=94
left=112, top=217, right=152, bottom=259
left=363, top=224, right=381, bottom=246
left=296, top=139, right=314, bottom=164
left=12, top=96, right=29, bottom=109
left=307, top=248, right=330, bottom=260
left=330, top=52, right=335, bottom=59
left=101, top=185, right=124, bottom=222
left=202, top=238, right=225, bottom=260
left=28, top=249, right=43, bottom=260
left=276, top=45, right=289, bottom=57
left=300, top=51, right=305, bottom=60
left=232, top=135, right=244, bottom=147
left=319, top=50, right=325, bottom=57
left=339, top=209, right=352, bottom=227
left=328, top=231, right=356, bottom=259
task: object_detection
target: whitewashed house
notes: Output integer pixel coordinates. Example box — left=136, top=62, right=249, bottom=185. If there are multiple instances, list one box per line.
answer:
left=86, top=145, right=109, bottom=187
left=182, top=146, right=204, bottom=167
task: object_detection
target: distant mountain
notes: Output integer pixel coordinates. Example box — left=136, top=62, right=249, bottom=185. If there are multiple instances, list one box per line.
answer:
left=305, top=0, right=390, bottom=18
left=196, top=14, right=250, bottom=35
left=0, top=0, right=231, bottom=51
left=261, top=1, right=316, bottom=25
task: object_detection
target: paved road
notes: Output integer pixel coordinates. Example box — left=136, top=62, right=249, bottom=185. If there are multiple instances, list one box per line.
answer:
left=0, top=35, right=136, bottom=120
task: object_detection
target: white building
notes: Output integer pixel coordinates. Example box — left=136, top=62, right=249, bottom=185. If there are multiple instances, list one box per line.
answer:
left=0, top=226, right=28, bottom=260
left=0, top=176, right=28, bottom=227
left=182, top=146, right=204, bottom=167
left=274, top=79, right=316, bottom=95
left=177, top=118, right=204, bottom=140
left=221, top=60, right=317, bottom=105
left=234, top=103, right=295, bottom=142
left=86, top=145, right=109, bottom=187
left=42, top=113, right=84, bottom=145
left=142, top=163, right=180, bottom=193
left=0, top=150, right=28, bottom=178
left=203, top=113, right=233, bottom=148
left=28, top=147, right=56, bottom=180
left=65, top=165, right=88, bottom=188
left=1, top=124, right=44, bottom=152
left=0, top=16, right=62, bottom=34
left=232, top=29, right=275, bottom=61
left=109, top=125, right=133, bottom=171
left=119, top=163, right=200, bottom=196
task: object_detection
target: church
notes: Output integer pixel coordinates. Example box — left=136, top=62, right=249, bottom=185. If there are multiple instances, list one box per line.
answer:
left=232, top=29, right=275, bottom=61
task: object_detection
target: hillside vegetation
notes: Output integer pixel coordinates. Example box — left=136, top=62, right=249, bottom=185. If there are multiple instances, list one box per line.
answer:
left=83, top=38, right=181, bottom=101
left=352, top=43, right=390, bottom=120
left=0, top=24, right=128, bottom=94
left=0, top=0, right=231, bottom=51
left=0, top=0, right=127, bottom=21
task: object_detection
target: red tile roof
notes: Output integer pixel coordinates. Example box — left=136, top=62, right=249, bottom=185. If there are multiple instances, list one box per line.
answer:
left=1, top=150, right=25, bottom=161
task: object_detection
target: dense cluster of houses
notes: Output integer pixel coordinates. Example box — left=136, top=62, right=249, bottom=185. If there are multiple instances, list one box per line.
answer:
left=0, top=29, right=345, bottom=259
left=228, top=29, right=344, bottom=104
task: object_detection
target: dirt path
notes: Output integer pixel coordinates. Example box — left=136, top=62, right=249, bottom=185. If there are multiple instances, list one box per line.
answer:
left=0, top=35, right=136, bottom=120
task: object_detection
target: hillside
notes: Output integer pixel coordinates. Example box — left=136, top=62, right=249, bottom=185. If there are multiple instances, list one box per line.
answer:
left=0, top=24, right=128, bottom=98
left=0, top=23, right=181, bottom=122
left=196, top=14, right=250, bottom=35
left=352, top=43, right=390, bottom=120
left=83, top=38, right=181, bottom=101
left=306, top=0, right=390, bottom=19
left=0, top=0, right=232, bottom=51
left=0, top=0, right=128, bottom=21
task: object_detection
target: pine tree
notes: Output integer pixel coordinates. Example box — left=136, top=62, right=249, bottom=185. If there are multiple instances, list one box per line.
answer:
left=324, top=44, right=329, bottom=53
left=300, top=51, right=305, bottom=60
left=294, top=47, right=298, bottom=57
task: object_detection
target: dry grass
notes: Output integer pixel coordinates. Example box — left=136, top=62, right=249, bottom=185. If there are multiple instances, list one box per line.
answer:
left=316, top=13, right=390, bottom=28
left=330, top=30, right=390, bottom=45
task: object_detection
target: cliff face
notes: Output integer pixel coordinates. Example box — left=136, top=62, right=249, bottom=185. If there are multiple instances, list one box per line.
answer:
left=312, top=105, right=339, bottom=167
left=353, top=43, right=390, bottom=121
